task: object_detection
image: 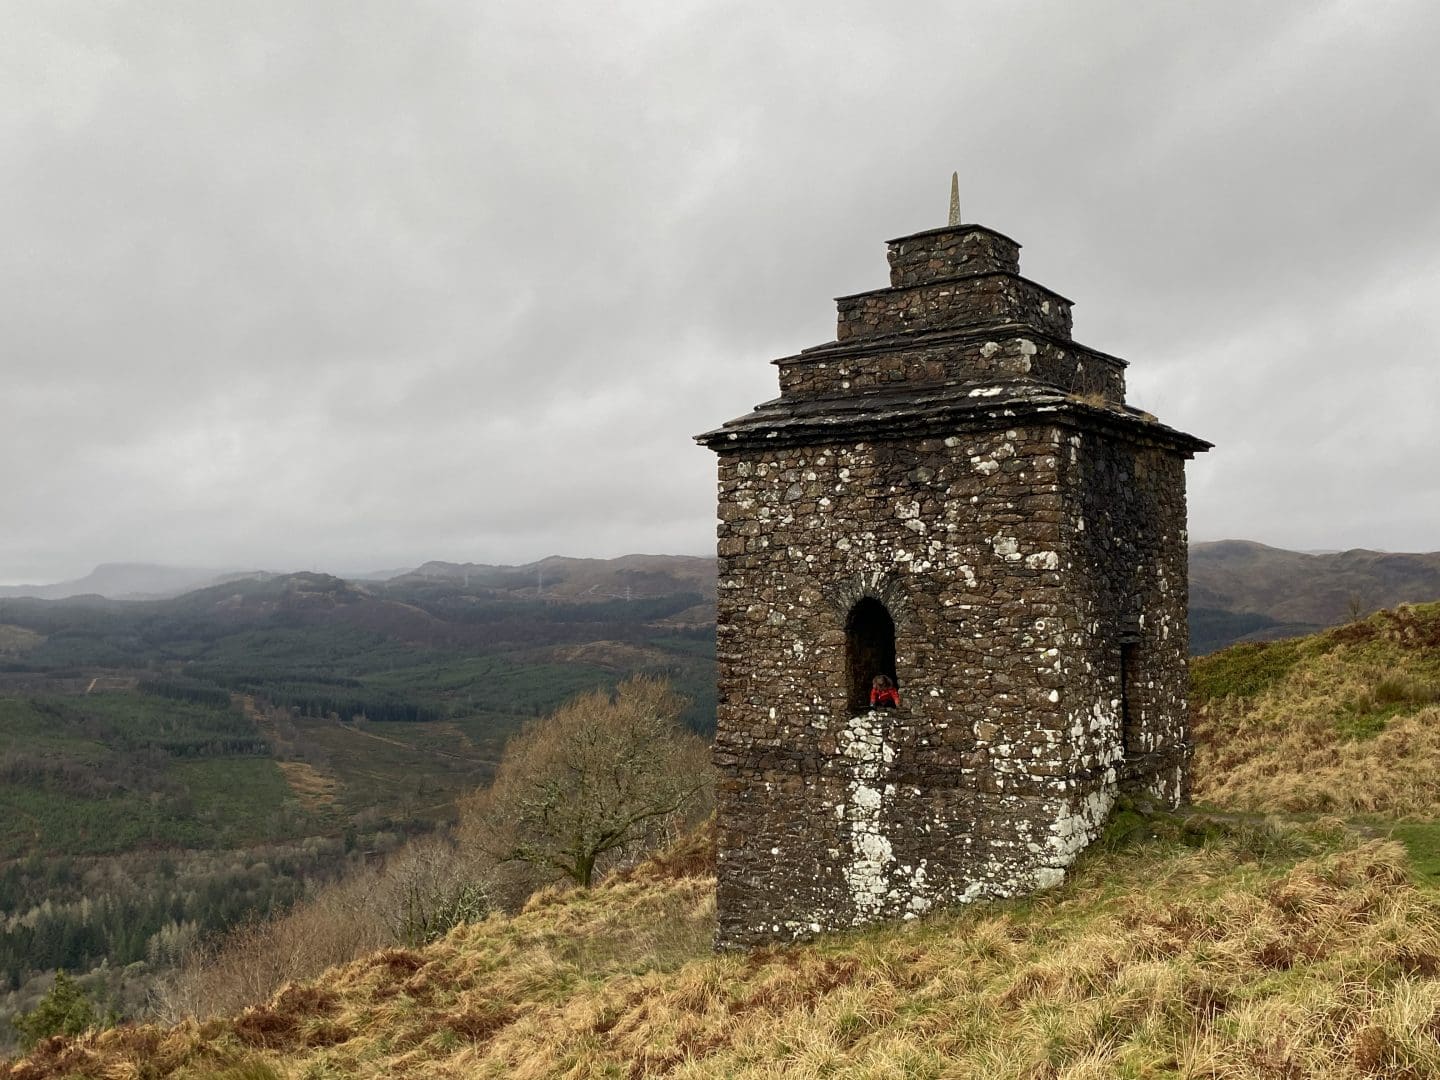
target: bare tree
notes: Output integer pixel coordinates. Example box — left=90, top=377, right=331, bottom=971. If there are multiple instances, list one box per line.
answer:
left=464, top=676, right=711, bottom=888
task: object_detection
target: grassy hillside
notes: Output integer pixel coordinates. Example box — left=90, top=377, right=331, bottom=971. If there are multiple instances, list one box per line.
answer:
left=7, top=822, right=1438, bottom=1079
left=8, top=604, right=1440, bottom=1078
left=0, top=692, right=301, bottom=857
left=1191, top=602, right=1440, bottom=823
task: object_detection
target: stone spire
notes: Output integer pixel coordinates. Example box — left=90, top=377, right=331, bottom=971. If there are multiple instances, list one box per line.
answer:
left=948, top=172, right=960, bottom=227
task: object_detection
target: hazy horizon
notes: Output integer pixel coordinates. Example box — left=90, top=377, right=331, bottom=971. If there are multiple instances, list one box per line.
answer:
left=5, top=536, right=1438, bottom=593
left=6, top=2, right=1438, bottom=585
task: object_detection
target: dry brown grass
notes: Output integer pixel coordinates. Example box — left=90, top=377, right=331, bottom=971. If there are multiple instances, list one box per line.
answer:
left=1197, top=699, right=1440, bottom=816
left=1193, top=602, right=1440, bottom=817
left=157, top=836, right=495, bottom=1022
left=11, top=606, right=1439, bottom=1078
left=274, top=760, right=338, bottom=809
left=156, top=869, right=394, bottom=1023
left=10, top=822, right=1440, bottom=1080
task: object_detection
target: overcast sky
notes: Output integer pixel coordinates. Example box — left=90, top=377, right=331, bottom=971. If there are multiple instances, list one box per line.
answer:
left=3, top=0, right=1438, bottom=585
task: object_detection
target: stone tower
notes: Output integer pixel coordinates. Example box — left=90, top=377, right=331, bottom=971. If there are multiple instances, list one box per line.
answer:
left=696, top=206, right=1210, bottom=948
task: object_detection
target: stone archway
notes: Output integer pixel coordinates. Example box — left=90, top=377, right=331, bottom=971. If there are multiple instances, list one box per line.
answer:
left=845, top=597, right=896, bottom=713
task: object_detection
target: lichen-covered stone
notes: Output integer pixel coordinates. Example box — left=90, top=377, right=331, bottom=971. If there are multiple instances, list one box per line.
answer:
left=697, top=220, right=1209, bottom=948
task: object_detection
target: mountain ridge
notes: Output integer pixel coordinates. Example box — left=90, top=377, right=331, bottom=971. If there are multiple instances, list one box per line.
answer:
left=6, top=544, right=1440, bottom=657
left=0, top=563, right=266, bottom=602
left=1188, top=539, right=1440, bottom=650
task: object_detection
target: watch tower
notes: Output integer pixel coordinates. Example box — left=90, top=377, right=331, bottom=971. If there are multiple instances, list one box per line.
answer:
left=697, top=186, right=1210, bottom=946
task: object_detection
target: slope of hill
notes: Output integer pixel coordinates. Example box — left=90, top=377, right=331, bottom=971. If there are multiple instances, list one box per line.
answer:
left=8, top=605, right=1440, bottom=1079
left=392, top=554, right=717, bottom=604
left=0, top=561, right=719, bottom=862
left=7, top=824, right=1436, bottom=1078
left=1191, top=600, right=1440, bottom=822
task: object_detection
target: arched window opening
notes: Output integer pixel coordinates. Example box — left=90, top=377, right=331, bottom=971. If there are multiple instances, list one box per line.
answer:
left=846, top=597, right=897, bottom=713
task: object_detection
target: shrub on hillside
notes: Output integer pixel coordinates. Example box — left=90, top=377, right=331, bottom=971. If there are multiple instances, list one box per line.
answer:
left=461, top=676, right=713, bottom=889
left=11, top=971, right=108, bottom=1050
left=158, top=836, right=493, bottom=1020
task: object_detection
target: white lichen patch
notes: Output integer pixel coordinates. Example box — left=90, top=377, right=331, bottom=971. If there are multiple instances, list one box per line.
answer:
left=838, top=710, right=919, bottom=922
left=989, top=534, right=1021, bottom=561
left=1031, top=866, right=1065, bottom=889
left=1046, top=786, right=1114, bottom=861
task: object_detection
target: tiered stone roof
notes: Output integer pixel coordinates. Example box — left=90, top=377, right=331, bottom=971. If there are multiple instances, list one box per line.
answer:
left=698, top=223, right=1210, bottom=457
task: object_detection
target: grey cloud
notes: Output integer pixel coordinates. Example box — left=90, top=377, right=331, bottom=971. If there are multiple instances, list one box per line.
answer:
left=3, top=0, right=1438, bottom=584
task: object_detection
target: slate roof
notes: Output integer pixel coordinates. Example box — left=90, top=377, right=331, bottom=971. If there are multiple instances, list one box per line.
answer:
left=696, top=377, right=1212, bottom=455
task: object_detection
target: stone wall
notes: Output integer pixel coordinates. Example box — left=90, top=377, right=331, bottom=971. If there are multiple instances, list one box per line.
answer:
left=714, top=422, right=1143, bottom=945
left=1057, top=434, right=1193, bottom=804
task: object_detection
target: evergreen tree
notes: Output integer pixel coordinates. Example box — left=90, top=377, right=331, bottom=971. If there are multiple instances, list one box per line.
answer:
left=12, top=971, right=102, bottom=1049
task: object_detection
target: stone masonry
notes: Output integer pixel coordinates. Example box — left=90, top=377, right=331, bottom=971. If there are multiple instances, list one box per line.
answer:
left=696, top=217, right=1211, bottom=948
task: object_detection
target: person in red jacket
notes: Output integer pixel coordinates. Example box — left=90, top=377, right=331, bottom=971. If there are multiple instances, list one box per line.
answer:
left=870, top=674, right=900, bottom=709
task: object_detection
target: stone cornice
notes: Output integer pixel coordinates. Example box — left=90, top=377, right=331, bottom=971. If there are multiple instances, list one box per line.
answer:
left=884, top=222, right=1024, bottom=249
left=770, top=323, right=1129, bottom=372
left=833, top=269, right=1074, bottom=308
left=696, top=381, right=1212, bottom=457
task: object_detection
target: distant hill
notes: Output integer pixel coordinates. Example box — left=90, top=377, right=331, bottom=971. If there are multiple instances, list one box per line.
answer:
left=1188, top=540, right=1440, bottom=653
left=0, top=563, right=265, bottom=602
left=391, top=554, right=717, bottom=604
left=8, top=543, right=1438, bottom=656
left=0, top=555, right=718, bottom=606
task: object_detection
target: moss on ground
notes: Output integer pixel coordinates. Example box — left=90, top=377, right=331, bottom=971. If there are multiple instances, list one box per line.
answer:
left=1389, top=822, right=1440, bottom=887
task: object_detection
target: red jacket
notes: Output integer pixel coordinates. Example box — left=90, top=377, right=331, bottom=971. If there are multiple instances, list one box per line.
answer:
left=870, top=686, right=900, bottom=708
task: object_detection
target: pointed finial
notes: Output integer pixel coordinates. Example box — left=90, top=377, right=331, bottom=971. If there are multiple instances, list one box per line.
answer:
left=948, top=172, right=961, bottom=227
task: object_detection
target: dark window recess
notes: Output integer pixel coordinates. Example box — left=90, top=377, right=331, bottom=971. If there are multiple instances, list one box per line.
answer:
left=846, top=597, right=897, bottom=712
left=1120, top=641, right=1141, bottom=755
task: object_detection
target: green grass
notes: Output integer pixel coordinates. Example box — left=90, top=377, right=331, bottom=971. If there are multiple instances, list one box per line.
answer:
left=1190, top=638, right=1304, bottom=701
left=0, top=762, right=307, bottom=856
left=0, top=698, right=106, bottom=755
left=1334, top=673, right=1440, bottom=740
left=1388, top=822, right=1440, bottom=886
